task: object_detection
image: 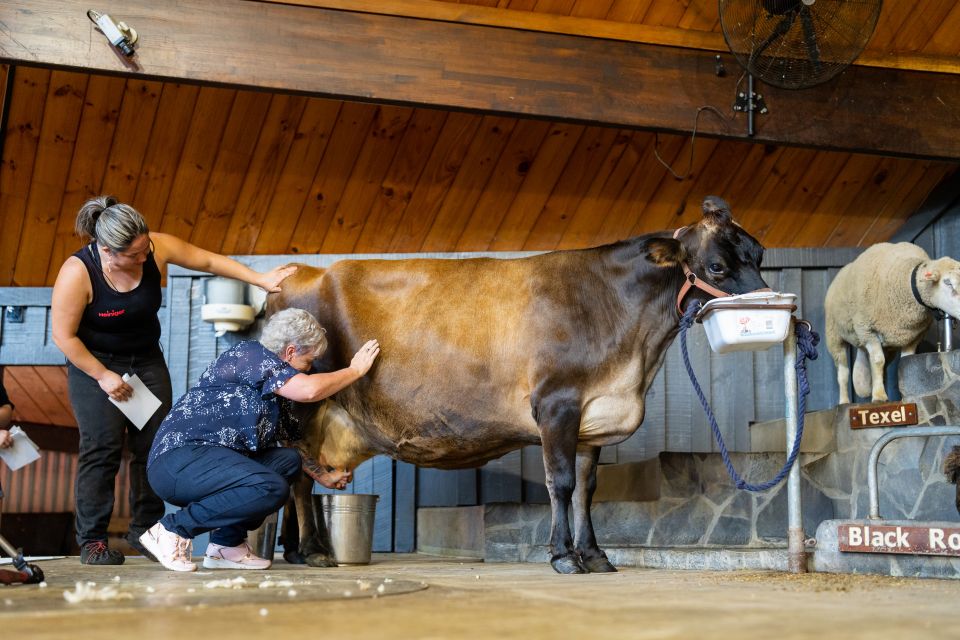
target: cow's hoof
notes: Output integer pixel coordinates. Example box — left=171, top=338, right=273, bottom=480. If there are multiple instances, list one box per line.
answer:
left=283, top=550, right=306, bottom=565
left=581, top=554, right=617, bottom=573
left=551, top=554, right=588, bottom=574
left=305, top=553, right=338, bottom=568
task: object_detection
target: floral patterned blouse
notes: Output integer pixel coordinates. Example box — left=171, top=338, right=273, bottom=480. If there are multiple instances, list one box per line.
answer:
left=148, top=341, right=301, bottom=468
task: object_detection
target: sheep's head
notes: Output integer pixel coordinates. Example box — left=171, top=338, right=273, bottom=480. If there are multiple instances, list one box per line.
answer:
left=919, top=256, right=960, bottom=319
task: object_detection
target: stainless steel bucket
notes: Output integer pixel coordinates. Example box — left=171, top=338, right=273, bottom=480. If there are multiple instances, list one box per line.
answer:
left=320, top=494, right=379, bottom=565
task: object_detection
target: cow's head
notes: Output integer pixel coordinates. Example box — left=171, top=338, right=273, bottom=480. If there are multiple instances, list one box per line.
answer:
left=649, top=196, right=768, bottom=315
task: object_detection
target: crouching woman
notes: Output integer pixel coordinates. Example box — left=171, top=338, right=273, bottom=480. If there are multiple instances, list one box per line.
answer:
left=141, top=308, right=379, bottom=572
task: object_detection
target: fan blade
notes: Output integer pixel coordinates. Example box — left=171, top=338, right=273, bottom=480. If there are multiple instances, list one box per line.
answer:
left=751, top=11, right=797, bottom=61
left=799, top=5, right=822, bottom=74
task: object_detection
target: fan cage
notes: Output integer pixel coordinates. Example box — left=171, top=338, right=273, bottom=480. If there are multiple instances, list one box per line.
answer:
left=719, top=0, right=882, bottom=89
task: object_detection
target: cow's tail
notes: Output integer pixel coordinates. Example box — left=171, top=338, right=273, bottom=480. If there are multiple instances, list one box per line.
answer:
left=945, top=446, right=960, bottom=515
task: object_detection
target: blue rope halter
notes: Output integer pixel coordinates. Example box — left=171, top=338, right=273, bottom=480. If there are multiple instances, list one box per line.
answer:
left=678, top=301, right=820, bottom=491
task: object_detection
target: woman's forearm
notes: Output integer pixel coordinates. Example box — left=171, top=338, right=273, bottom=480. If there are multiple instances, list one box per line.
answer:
left=304, top=367, right=362, bottom=403
left=285, top=440, right=328, bottom=480
left=54, top=335, right=108, bottom=380
left=203, top=253, right=262, bottom=287
left=278, top=367, right=363, bottom=403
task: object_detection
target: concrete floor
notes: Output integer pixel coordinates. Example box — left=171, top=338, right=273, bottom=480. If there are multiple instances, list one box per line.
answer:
left=2, top=554, right=959, bottom=639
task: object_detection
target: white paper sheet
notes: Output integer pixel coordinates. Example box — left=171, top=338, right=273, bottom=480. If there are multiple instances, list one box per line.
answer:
left=0, top=425, right=42, bottom=470
left=108, top=373, right=162, bottom=430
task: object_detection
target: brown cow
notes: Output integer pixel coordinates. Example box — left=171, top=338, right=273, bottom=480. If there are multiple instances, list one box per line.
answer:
left=268, top=196, right=768, bottom=574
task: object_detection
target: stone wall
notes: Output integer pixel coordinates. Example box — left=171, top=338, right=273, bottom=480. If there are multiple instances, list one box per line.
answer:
left=806, top=351, right=960, bottom=523
left=485, top=452, right=835, bottom=562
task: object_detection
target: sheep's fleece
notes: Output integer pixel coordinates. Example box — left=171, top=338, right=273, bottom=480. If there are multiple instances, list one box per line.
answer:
left=825, top=242, right=960, bottom=404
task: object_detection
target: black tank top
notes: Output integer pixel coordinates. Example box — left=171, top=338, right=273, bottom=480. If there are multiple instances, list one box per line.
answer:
left=74, top=242, right=163, bottom=356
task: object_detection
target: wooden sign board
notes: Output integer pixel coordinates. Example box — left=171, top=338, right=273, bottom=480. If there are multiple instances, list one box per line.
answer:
left=849, top=402, right=918, bottom=429
left=839, top=524, right=960, bottom=557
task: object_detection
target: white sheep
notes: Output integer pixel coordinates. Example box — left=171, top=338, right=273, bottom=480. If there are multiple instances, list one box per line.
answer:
left=825, top=242, right=960, bottom=404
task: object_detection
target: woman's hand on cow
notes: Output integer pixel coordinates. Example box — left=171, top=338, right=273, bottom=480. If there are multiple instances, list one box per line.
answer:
left=350, top=339, right=380, bottom=377
left=310, top=467, right=352, bottom=490
left=256, top=265, right=298, bottom=293
left=98, top=370, right=132, bottom=402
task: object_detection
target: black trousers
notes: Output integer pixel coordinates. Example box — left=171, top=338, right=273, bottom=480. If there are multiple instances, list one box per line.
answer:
left=67, top=348, right=171, bottom=546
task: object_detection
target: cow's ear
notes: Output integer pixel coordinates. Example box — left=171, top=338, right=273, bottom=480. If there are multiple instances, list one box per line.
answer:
left=701, top=195, right=732, bottom=225
left=921, top=269, right=941, bottom=283
left=646, top=238, right=686, bottom=267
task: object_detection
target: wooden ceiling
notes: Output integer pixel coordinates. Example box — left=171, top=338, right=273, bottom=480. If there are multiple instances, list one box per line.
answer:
left=1, top=1, right=959, bottom=289
left=2, top=366, right=77, bottom=428
left=441, top=0, right=960, bottom=57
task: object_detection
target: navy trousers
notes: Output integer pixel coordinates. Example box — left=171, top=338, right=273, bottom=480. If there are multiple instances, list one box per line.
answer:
left=148, top=444, right=301, bottom=546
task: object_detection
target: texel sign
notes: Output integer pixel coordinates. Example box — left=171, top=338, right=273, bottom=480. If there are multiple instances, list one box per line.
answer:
left=848, top=402, right=918, bottom=429
left=839, top=524, right=960, bottom=557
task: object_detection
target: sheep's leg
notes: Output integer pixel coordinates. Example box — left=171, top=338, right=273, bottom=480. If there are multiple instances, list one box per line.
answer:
left=852, top=347, right=871, bottom=400
left=863, top=339, right=889, bottom=402
left=834, top=346, right=851, bottom=405
left=826, top=323, right=851, bottom=405
left=902, top=336, right=923, bottom=357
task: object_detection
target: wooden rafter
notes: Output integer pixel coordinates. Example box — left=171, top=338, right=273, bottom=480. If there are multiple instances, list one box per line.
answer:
left=1, top=0, right=959, bottom=160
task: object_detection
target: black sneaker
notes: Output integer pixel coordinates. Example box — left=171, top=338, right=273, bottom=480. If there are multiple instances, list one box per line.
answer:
left=126, top=533, right=158, bottom=562
left=80, top=541, right=125, bottom=565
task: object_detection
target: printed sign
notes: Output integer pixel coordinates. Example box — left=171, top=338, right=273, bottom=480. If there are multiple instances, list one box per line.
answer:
left=838, top=523, right=960, bottom=557
left=848, top=402, right=918, bottom=429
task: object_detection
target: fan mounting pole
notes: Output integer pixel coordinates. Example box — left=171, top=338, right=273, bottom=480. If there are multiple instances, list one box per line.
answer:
left=733, top=74, right=768, bottom=137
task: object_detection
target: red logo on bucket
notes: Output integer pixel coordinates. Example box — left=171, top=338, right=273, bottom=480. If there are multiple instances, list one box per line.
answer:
left=98, top=309, right=126, bottom=318
left=739, top=316, right=751, bottom=334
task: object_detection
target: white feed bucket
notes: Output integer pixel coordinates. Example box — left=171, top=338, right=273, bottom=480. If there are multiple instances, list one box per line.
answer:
left=697, top=291, right=797, bottom=354
left=319, top=494, right=379, bottom=565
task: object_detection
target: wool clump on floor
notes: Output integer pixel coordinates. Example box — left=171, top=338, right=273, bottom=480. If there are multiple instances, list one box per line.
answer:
left=63, top=581, right=133, bottom=603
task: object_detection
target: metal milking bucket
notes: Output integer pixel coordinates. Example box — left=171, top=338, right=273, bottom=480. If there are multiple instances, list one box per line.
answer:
left=317, top=494, right=379, bottom=565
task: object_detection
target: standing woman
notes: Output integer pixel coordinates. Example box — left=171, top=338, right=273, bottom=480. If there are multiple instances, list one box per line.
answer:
left=51, top=196, right=296, bottom=565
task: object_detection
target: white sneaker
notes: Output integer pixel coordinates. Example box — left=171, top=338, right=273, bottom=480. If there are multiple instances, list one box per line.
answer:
left=139, top=523, right=197, bottom=572
left=202, top=541, right=272, bottom=570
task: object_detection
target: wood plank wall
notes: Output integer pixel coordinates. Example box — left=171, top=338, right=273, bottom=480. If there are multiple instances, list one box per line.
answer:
left=0, top=449, right=131, bottom=519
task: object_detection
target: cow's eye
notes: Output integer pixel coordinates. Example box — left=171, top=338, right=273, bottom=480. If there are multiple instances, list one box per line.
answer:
left=708, top=263, right=725, bottom=276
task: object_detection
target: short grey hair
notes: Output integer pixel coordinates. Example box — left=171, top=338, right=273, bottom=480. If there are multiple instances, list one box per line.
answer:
left=260, top=308, right=328, bottom=357
left=75, top=195, right=149, bottom=251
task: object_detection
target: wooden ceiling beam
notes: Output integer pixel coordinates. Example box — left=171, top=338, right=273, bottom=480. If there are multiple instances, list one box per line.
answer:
left=266, top=0, right=960, bottom=75
left=3, top=0, right=960, bottom=160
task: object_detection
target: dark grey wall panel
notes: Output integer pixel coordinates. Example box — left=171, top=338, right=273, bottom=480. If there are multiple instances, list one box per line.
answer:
left=393, top=461, right=417, bottom=552
left=480, top=450, right=522, bottom=503
left=416, top=468, right=460, bottom=507
left=521, top=446, right=549, bottom=504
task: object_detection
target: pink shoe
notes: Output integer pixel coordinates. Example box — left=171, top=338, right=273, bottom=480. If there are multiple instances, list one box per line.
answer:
left=139, top=523, right=196, bottom=572
left=202, top=541, right=272, bottom=570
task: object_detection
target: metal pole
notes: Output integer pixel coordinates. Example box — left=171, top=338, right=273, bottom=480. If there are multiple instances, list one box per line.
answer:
left=944, top=315, right=954, bottom=352
left=784, top=318, right=805, bottom=573
left=867, top=425, right=960, bottom=519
